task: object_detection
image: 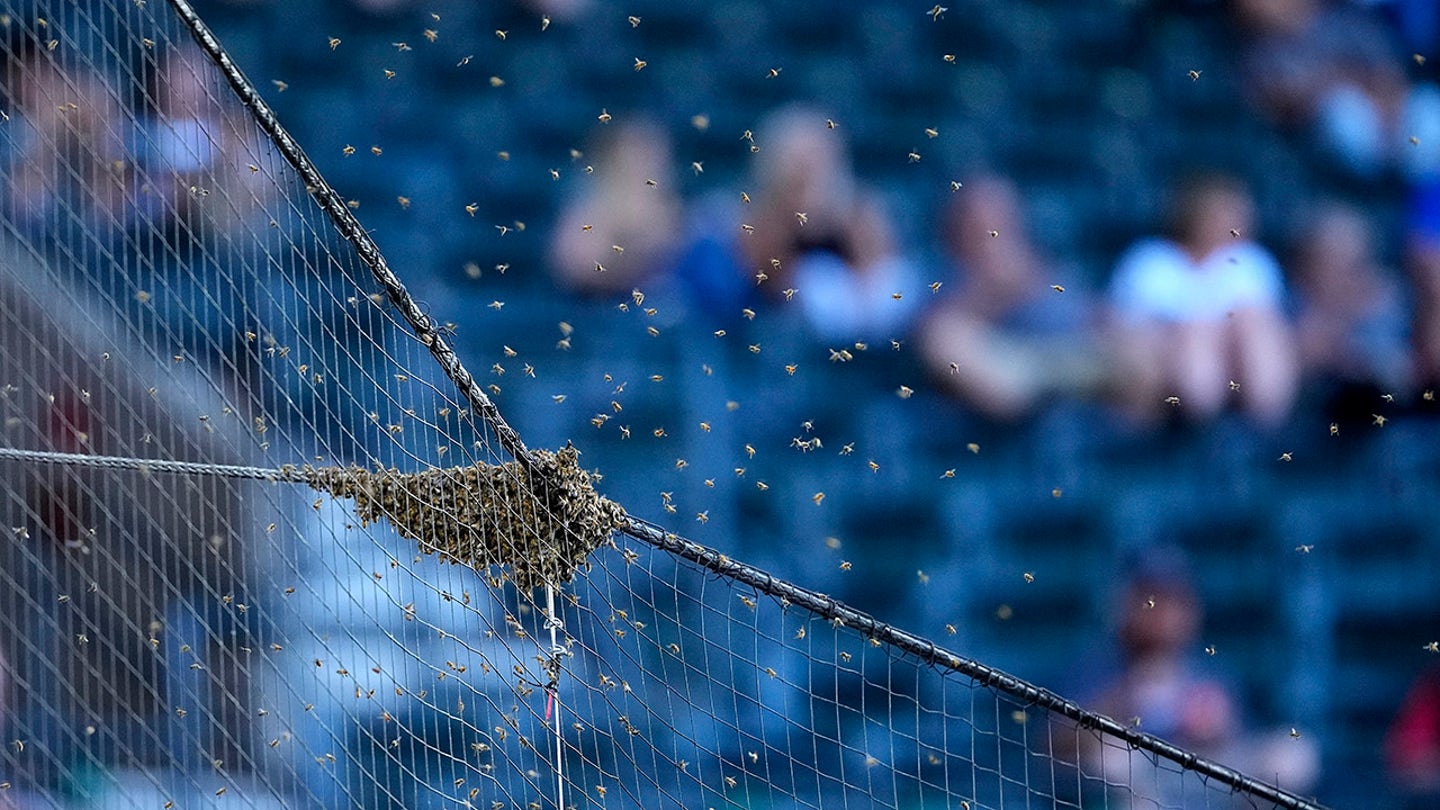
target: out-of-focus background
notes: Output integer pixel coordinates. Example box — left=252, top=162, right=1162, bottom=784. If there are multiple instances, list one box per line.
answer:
left=9, top=0, right=1440, bottom=805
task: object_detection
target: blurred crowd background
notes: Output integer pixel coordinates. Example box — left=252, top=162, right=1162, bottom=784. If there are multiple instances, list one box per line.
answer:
left=5, top=0, right=1440, bottom=805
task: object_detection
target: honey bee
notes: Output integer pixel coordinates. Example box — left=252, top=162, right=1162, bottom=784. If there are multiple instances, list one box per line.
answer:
left=924, top=127, right=939, bottom=139
left=908, top=150, right=922, bottom=163
left=1023, top=572, right=1035, bottom=583
left=328, top=37, right=341, bottom=50
left=633, top=58, right=647, bottom=71
left=598, top=108, right=612, bottom=123
left=1188, top=69, right=1202, bottom=81
left=767, top=67, right=782, bottom=78
left=839, top=560, right=851, bottom=571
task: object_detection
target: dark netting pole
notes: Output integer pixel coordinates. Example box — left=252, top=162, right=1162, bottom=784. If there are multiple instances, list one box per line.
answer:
left=620, top=516, right=1331, bottom=810
left=160, top=2, right=1331, bottom=808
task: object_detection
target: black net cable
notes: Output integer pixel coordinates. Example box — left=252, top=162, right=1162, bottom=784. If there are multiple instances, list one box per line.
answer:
left=143, top=2, right=1333, bottom=809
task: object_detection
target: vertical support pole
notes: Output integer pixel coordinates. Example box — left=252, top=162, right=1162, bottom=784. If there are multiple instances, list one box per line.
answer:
left=545, top=585, right=565, bottom=810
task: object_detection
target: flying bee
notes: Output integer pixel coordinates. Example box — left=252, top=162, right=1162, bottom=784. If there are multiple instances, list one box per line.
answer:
left=633, top=58, right=647, bottom=71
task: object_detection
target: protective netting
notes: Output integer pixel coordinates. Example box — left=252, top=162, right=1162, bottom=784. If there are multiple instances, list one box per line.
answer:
left=0, top=2, right=1326, bottom=809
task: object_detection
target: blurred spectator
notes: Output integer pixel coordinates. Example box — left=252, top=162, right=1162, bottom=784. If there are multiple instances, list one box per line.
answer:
left=1081, top=552, right=1318, bottom=803
left=918, top=175, right=1105, bottom=422
left=1405, top=181, right=1440, bottom=394
left=1386, top=665, right=1440, bottom=809
left=136, top=42, right=270, bottom=237
left=1290, top=202, right=1412, bottom=418
left=739, top=104, right=920, bottom=342
left=548, top=118, right=682, bottom=295
left=1107, top=172, right=1298, bottom=427
left=1, top=30, right=129, bottom=234
left=1233, top=0, right=1440, bottom=181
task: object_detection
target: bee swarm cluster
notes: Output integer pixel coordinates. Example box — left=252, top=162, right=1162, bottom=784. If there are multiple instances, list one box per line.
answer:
left=303, top=445, right=624, bottom=590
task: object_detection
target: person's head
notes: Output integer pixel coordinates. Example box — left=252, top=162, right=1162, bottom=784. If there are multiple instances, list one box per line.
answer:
left=1116, top=549, right=1201, bottom=661
left=1231, top=0, right=1320, bottom=37
left=1293, top=203, right=1381, bottom=305
left=941, top=174, right=1038, bottom=291
left=1168, top=172, right=1256, bottom=259
left=752, top=104, right=856, bottom=219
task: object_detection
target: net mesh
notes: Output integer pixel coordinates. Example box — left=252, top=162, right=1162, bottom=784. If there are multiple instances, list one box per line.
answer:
left=0, top=2, right=1324, bottom=809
